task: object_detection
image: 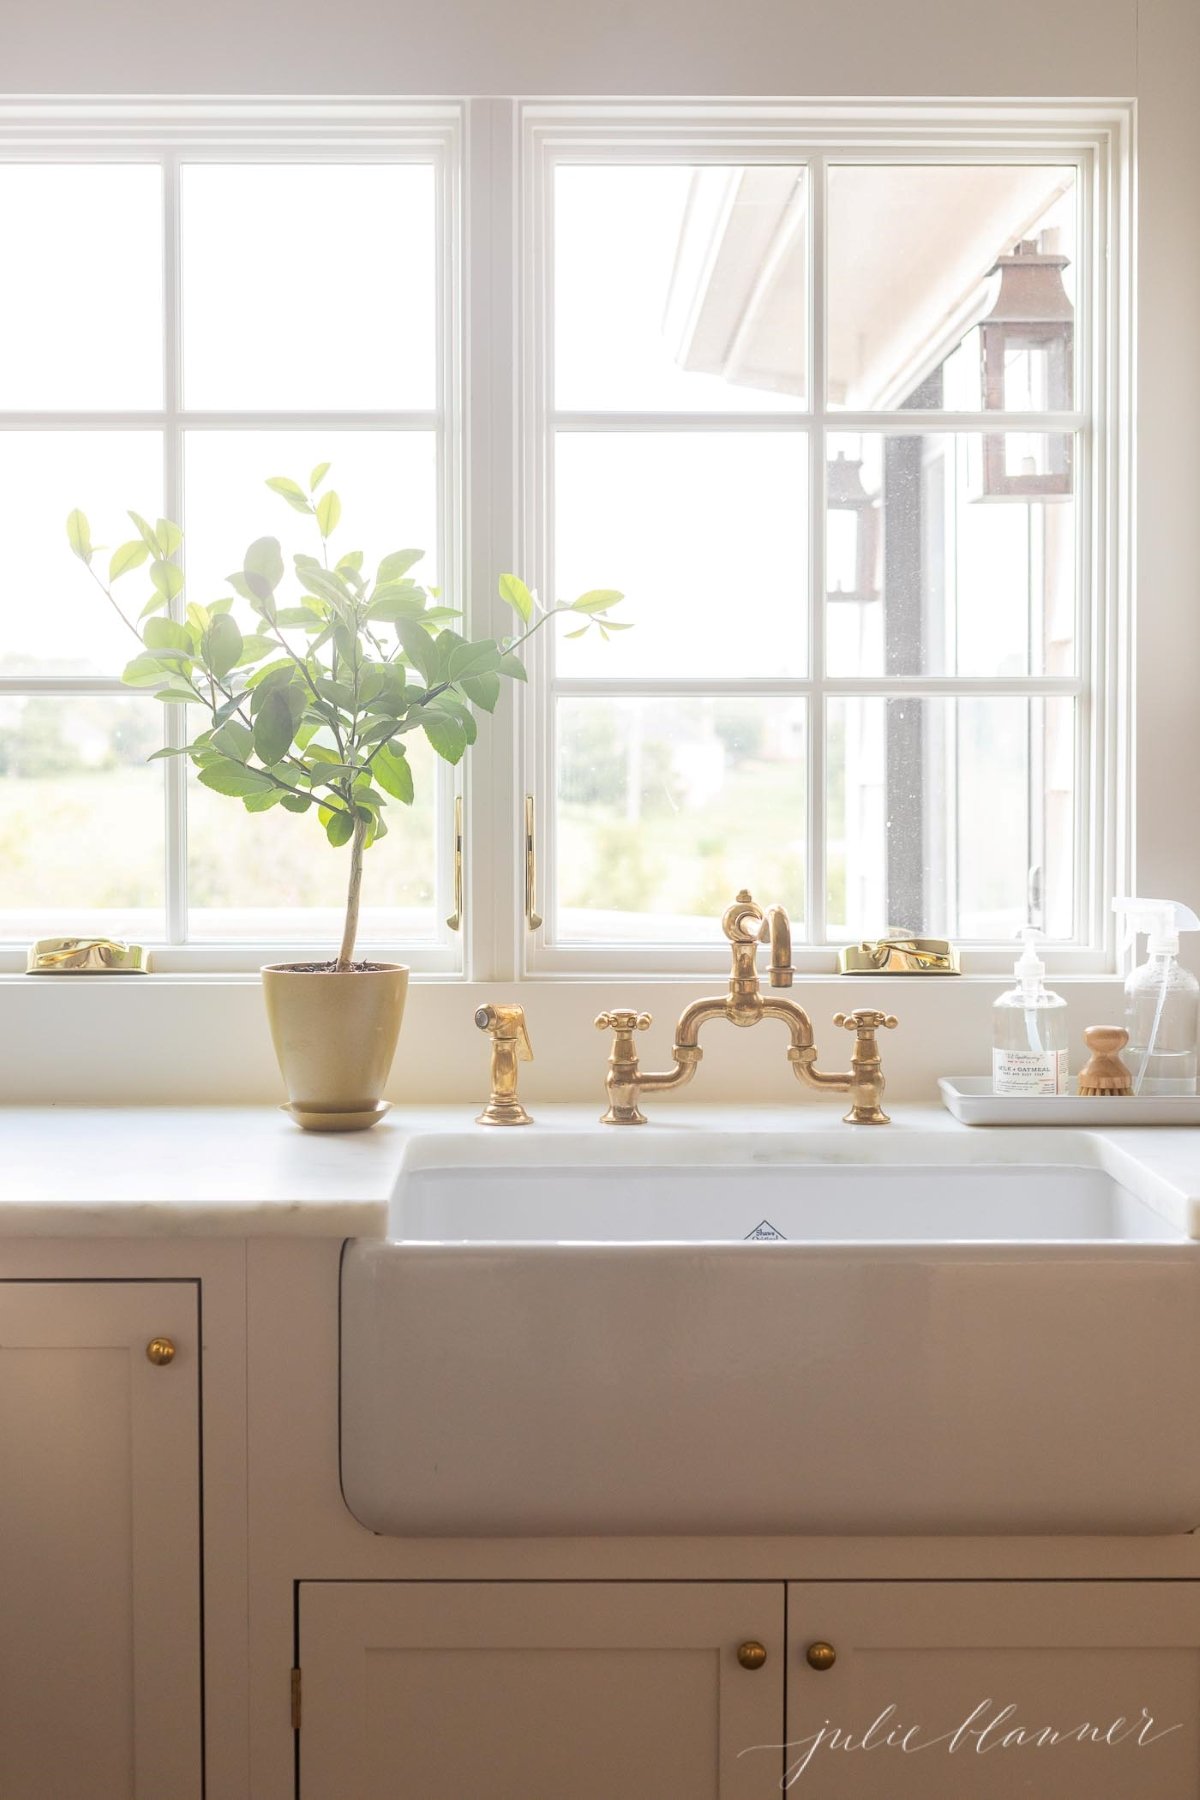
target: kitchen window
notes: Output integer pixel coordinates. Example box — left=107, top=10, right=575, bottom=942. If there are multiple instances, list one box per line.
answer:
left=0, top=106, right=461, bottom=972
left=520, top=107, right=1129, bottom=976
left=0, top=102, right=1130, bottom=978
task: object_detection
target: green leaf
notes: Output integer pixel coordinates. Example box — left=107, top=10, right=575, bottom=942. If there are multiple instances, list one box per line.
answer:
left=156, top=519, right=183, bottom=557
left=197, top=759, right=275, bottom=797
left=563, top=625, right=588, bottom=639
left=212, top=690, right=248, bottom=726
left=373, top=744, right=415, bottom=803
left=150, top=558, right=184, bottom=601
left=423, top=712, right=468, bottom=764
left=122, top=652, right=171, bottom=687
left=253, top=688, right=296, bottom=765
left=155, top=688, right=199, bottom=704
left=147, top=744, right=196, bottom=760
left=268, top=606, right=320, bottom=630
left=325, top=809, right=355, bottom=847
left=207, top=613, right=243, bottom=680
left=498, top=651, right=527, bottom=681
left=571, top=588, right=624, bottom=615
left=66, top=509, right=93, bottom=563
left=499, top=572, right=533, bottom=622
left=139, top=590, right=171, bottom=619
left=127, top=511, right=162, bottom=556
left=242, top=536, right=284, bottom=602
left=242, top=787, right=285, bottom=812
left=109, top=538, right=149, bottom=581
left=337, top=550, right=364, bottom=575
left=448, top=638, right=500, bottom=683
left=393, top=621, right=440, bottom=686
left=314, top=677, right=356, bottom=709
left=315, top=490, right=341, bottom=538
left=265, top=476, right=313, bottom=515
left=461, top=671, right=501, bottom=712
left=211, top=719, right=254, bottom=760
left=280, top=793, right=312, bottom=813
left=309, top=461, right=331, bottom=493
left=377, top=548, right=425, bottom=583
left=367, top=589, right=429, bottom=624
left=143, top=617, right=191, bottom=653
left=235, top=633, right=277, bottom=665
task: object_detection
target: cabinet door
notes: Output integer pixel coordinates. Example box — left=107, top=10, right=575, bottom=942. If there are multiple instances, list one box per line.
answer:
left=0, top=1281, right=202, bottom=1800
left=786, top=1580, right=1200, bottom=1799
left=300, top=1580, right=785, bottom=1800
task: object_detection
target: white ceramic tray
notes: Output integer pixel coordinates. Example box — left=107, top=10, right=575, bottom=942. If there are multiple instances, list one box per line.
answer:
left=938, top=1075, right=1200, bottom=1126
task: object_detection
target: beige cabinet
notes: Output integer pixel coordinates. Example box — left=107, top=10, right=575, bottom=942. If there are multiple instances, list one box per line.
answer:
left=785, top=1580, right=1200, bottom=1799
left=298, top=1580, right=786, bottom=1799
left=0, top=1281, right=202, bottom=1800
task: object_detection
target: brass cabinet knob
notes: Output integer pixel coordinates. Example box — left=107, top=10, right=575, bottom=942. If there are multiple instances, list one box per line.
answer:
left=146, top=1337, right=176, bottom=1366
left=805, top=1640, right=837, bottom=1671
left=736, top=1640, right=768, bottom=1670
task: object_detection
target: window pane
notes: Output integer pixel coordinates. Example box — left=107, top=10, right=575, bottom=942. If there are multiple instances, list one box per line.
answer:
left=0, top=697, right=164, bottom=942
left=827, top=695, right=1075, bottom=942
left=0, top=165, right=162, bottom=410
left=556, top=697, right=805, bottom=943
left=827, top=166, right=1077, bottom=411
left=187, top=727, right=439, bottom=943
left=825, top=432, right=1076, bottom=677
left=555, top=433, right=807, bottom=678
left=555, top=165, right=807, bottom=412
left=182, top=432, right=438, bottom=604
left=181, top=165, right=437, bottom=410
left=1, top=432, right=163, bottom=679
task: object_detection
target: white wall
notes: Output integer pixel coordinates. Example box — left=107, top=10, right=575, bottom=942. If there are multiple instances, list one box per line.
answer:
left=1, top=0, right=1198, bottom=1104
left=5, top=0, right=1141, bottom=98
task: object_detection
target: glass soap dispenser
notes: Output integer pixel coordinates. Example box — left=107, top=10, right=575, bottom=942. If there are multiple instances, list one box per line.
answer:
left=992, top=927, right=1069, bottom=1095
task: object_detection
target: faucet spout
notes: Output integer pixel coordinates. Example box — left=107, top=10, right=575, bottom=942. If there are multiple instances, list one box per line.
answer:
left=759, top=906, right=794, bottom=988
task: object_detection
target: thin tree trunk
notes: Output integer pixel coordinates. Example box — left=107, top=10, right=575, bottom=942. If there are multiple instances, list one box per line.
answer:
left=336, top=816, right=368, bottom=970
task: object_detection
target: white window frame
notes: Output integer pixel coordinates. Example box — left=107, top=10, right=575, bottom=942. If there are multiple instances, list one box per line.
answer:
left=515, top=100, right=1134, bottom=978
left=0, top=98, right=1134, bottom=986
left=0, top=99, right=465, bottom=975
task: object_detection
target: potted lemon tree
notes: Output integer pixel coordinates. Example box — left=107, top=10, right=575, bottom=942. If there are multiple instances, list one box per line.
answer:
left=67, top=467, right=623, bottom=1128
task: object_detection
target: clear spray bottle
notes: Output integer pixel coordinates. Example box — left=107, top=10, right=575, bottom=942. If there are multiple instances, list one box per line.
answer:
left=992, top=927, right=1069, bottom=1095
left=1113, top=899, right=1200, bottom=1095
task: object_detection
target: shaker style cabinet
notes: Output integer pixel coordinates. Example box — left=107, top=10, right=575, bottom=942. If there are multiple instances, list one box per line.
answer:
left=785, top=1580, right=1200, bottom=1800
left=0, top=1281, right=202, bottom=1800
left=297, top=1580, right=787, bottom=1799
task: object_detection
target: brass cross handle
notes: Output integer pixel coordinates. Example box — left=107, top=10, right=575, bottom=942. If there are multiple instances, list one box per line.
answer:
left=595, top=1011, right=653, bottom=1125
left=831, top=1009, right=898, bottom=1126
left=834, top=1008, right=899, bottom=1035
left=595, top=1010, right=652, bottom=1036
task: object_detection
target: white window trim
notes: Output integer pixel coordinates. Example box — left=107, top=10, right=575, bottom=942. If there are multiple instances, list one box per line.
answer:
left=515, top=99, right=1134, bottom=978
left=0, top=98, right=466, bottom=974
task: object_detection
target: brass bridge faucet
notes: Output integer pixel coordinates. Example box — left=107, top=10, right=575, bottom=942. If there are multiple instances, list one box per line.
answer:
left=595, top=890, right=897, bottom=1126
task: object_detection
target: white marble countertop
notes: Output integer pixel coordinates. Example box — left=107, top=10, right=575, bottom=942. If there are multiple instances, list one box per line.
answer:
left=2, top=1102, right=1200, bottom=1237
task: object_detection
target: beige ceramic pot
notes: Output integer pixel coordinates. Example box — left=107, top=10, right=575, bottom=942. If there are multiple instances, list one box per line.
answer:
left=261, top=962, right=409, bottom=1131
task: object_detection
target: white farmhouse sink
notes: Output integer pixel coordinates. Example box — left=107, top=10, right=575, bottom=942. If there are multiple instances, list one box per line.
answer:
left=340, top=1133, right=1200, bottom=1537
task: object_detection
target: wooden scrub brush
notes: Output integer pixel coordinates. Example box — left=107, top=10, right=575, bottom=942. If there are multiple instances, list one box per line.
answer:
left=1077, top=1025, right=1134, bottom=1096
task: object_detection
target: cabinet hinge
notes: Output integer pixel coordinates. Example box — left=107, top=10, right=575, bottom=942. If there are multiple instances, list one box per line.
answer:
left=290, top=1666, right=302, bottom=1731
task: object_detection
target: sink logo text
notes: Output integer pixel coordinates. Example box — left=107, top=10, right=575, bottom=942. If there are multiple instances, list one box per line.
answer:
left=745, top=1219, right=787, bottom=1240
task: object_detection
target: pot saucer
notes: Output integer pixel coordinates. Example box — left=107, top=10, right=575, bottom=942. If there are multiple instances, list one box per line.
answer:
left=282, top=1100, right=391, bottom=1133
